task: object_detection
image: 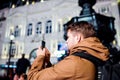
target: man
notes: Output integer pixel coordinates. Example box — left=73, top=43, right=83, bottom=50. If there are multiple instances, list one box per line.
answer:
left=16, top=54, right=30, bottom=77
left=27, top=21, right=109, bottom=80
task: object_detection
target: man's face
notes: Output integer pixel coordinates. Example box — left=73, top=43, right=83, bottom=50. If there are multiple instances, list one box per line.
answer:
left=66, top=30, right=78, bottom=50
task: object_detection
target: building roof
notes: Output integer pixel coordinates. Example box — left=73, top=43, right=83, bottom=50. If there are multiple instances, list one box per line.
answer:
left=0, top=0, right=45, bottom=10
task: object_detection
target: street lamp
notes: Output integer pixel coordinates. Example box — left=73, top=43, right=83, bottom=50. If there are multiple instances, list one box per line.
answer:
left=64, top=0, right=116, bottom=47
left=7, top=33, right=15, bottom=77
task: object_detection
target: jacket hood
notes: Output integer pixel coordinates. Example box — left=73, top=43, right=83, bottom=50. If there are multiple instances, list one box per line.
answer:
left=69, top=37, right=109, bottom=61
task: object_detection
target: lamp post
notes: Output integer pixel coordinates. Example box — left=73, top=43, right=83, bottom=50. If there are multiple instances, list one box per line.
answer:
left=7, top=34, right=15, bottom=77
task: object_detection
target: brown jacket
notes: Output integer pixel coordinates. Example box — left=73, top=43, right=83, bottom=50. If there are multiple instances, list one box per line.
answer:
left=27, top=37, right=109, bottom=80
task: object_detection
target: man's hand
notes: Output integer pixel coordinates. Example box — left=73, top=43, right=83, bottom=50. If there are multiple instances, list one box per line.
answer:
left=36, top=47, right=46, bottom=57
left=36, top=47, right=51, bottom=63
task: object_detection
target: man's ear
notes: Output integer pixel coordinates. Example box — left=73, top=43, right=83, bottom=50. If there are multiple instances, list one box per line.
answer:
left=76, top=34, right=81, bottom=42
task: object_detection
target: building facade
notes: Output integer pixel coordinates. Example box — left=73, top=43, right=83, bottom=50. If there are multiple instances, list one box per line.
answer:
left=0, top=8, right=9, bottom=64
left=0, top=0, right=120, bottom=65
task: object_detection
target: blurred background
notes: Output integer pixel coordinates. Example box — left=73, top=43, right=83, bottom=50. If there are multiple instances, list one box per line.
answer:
left=0, top=0, right=120, bottom=79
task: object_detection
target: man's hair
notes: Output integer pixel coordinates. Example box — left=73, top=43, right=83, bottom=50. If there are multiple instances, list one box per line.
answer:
left=66, top=21, right=96, bottom=38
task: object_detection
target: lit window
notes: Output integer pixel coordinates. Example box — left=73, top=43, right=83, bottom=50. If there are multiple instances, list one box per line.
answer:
left=8, top=44, right=16, bottom=57
left=45, top=20, right=52, bottom=34
left=36, top=22, right=42, bottom=34
left=14, top=26, right=21, bottom=37
left=27, top=23, right=33, bottom=36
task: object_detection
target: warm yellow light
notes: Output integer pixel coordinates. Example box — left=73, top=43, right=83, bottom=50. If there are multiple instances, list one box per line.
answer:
left=26, top=1, right=29, bottom=5
left=12, top=4, right=15, bottom=8
left=32, top=1, right=35, bottom=5
left=41, top=0, right=44, bottom=3
left=113, top=40, right=116, bottom=45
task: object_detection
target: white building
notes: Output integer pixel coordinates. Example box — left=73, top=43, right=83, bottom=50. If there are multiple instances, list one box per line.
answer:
left=0, top=8, right=10, bottom=64
left=0, top=0, right=120, bottom=65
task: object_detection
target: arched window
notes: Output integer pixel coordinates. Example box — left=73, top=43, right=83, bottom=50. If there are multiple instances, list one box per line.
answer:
left=45, top=20, right=52, bottom=34
left=36, top=22, right=42, bottom=34
left=27, top=23, right=33, bottom=36
left=14, top=26, right=21, bottom=37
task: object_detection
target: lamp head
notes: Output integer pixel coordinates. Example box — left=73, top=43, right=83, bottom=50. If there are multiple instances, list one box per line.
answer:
left=10, top=33, right=15, bottom=40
